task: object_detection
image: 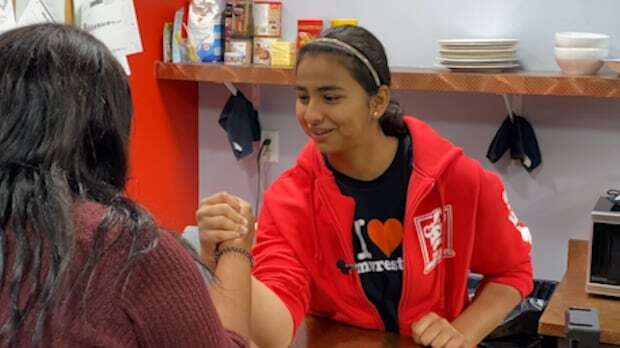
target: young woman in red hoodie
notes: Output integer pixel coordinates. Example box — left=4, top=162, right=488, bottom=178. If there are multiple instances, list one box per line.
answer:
left=198, top=25, right=533, bottom=348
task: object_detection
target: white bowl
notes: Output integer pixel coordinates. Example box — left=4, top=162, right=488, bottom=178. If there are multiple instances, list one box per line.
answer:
left=555, top=47, right=609, bottom=59
left=555, top=32, right=610, bottom=48
left=555, top=47, right=609, bottom=75
left=604, top=59, right=620, bottom=75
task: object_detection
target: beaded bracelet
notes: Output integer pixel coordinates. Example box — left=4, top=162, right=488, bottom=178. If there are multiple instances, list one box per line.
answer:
left=215, top=246, right=254, bottom=267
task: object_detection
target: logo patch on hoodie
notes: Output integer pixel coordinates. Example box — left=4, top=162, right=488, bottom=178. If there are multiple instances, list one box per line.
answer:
left=414, top=205, right=455, bottom=274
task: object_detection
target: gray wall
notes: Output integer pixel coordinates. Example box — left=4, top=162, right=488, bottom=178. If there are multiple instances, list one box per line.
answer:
left=198, top=1, right=620, bottom=281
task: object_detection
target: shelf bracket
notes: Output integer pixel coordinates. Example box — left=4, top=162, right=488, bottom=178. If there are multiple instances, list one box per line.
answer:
left=512, top=94, right=523, bottom=116
left=223, top=82, right=238, bottom=96
left=222, top=82, right=259, bottom=110
left=501, top=93, right=523, bottom=120
left=251, top=84, right=261, bottom=110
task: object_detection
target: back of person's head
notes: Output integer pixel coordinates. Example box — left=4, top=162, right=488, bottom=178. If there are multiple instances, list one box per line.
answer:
left=297, top=26, right=406, bottom=136
left=0, top=23, right=131, bottom=194
left=0, top=23, right=156, bottom=346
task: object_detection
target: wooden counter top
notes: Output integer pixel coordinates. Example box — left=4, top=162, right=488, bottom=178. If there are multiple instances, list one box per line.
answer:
left=538, top=239, right=620, bottom=345
left=291, top=316, right=419, bottom=348
left=287, top=239, right=620, bottom=346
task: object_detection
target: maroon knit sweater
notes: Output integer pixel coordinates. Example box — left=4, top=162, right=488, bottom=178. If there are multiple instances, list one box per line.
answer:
left=0, top=200, right=247, bottom=347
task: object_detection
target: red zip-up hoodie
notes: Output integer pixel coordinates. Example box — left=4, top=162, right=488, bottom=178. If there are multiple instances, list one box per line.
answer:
left=252, top=116, right=533, bottom=336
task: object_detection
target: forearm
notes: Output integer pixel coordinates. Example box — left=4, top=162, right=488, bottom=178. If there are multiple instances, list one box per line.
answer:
left=250, top=277, right=294, bottom=348
left=451, top=282, right=522, bottom=346
left=209, top=243, right=252, bottom=339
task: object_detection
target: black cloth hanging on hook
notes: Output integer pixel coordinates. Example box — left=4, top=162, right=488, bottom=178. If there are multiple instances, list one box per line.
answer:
left=487, top=114, right=542, bottom=172
left=218, top=91, right=261, bottom=160
left=512, top=115, right=542, bottom=172
left=487, top=116, right=514, bottom=163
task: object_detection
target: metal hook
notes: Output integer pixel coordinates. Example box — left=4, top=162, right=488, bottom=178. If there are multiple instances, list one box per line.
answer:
left=224, top=82, right=238, bottom=96
left=251, top=84, right=260, bottom=110
left=502, top=94, right=515, bottom=122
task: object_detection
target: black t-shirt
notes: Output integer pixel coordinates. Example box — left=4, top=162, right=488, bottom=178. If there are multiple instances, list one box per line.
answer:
left=327, top=135, right=412, bottom=332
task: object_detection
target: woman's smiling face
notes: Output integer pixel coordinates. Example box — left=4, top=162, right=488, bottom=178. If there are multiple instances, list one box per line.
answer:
left=295, top=53, right=379, bottom=155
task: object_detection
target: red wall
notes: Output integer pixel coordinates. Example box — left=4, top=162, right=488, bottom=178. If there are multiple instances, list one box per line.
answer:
left=125, top=1, right=198, bottom=231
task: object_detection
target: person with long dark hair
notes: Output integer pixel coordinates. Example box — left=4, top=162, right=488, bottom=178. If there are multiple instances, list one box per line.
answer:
left=198, top=26, right=533, bottom=347
left=0, top=23, right=252, bottom=347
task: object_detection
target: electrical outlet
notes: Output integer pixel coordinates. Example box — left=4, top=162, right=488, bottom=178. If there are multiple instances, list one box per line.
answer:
left=261, top=130, right=279, bottom=163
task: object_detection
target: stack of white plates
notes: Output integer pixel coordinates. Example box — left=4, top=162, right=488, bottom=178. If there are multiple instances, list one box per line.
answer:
left=436, top=38, right=520, bottom=72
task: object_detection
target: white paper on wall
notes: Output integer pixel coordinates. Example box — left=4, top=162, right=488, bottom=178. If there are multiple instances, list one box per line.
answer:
left=78, top=0, right=142, bottom=54
left=0, top=0, right=17, bottom=33
left=79, top=0, right=142, bottom=75
left=114, top=51, right=131, bottom=75
left=122, top=0, right=142, bottom=55
left=41, top=0, right=65, bottom=22
left=16, top=0, right=63, bottom=23
left=17, top=0, right=54, bottom=26
left=80, top=0, right=127, bottom=54
left=72, top=0, right=84, bottom=24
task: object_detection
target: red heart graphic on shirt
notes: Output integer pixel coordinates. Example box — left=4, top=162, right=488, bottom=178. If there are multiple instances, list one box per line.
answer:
left=367, top=218, right=403, bottom=257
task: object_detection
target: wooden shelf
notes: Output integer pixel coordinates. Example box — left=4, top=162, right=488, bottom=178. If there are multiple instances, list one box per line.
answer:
left=155, top=62, right=620, bottom=98
left=156, top=62, right=295, bottom=86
